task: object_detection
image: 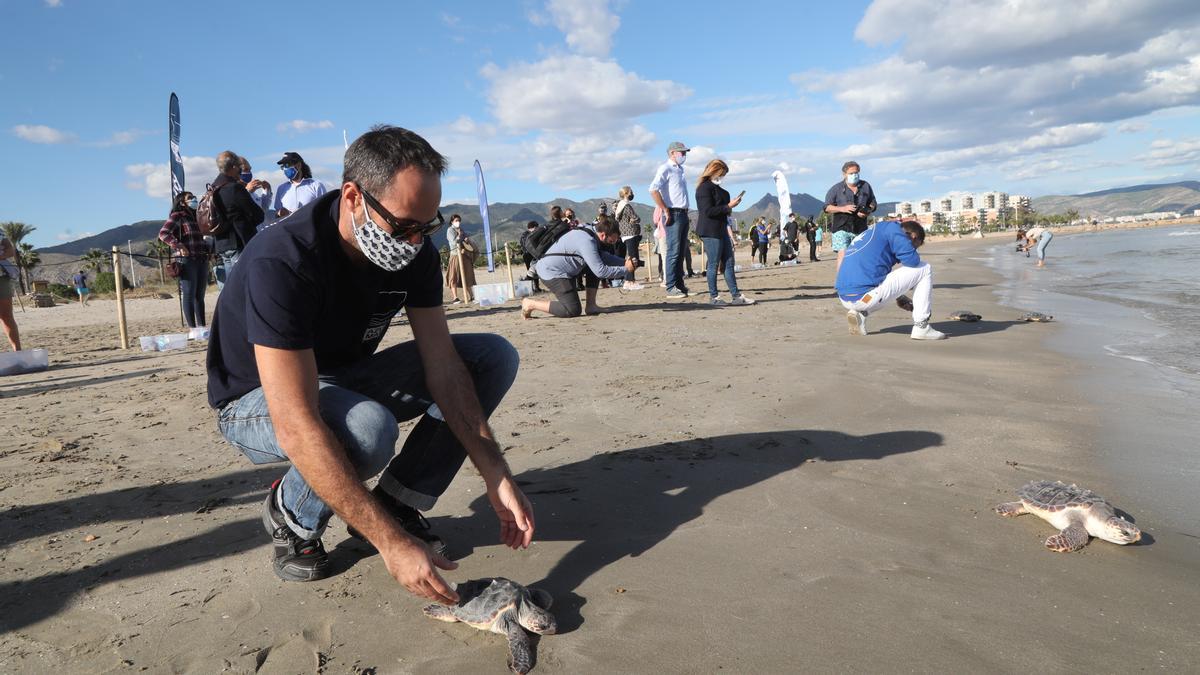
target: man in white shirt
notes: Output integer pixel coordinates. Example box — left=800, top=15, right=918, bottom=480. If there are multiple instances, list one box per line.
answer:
left=273, top=151, right=328, bottom=220
left=649, top=141, right=691, bottom=298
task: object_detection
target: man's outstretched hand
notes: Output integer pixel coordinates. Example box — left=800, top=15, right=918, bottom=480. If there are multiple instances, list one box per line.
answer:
left=488, top=474, right=535, bottom=549
left=382, top=536, right=460, bottom=605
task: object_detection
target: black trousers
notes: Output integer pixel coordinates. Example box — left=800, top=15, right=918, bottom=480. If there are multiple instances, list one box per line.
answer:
left=544, top=274, right=597, bottom=318
left=808, top=240, right=818, bottom=261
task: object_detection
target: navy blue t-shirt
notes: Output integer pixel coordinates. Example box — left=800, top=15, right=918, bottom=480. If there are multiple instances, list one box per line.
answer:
left=206, top=189, right=443, bottom=408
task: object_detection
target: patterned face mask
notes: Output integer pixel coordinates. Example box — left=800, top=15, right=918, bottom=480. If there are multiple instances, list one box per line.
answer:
left=351, top=202, right=423, bottom=272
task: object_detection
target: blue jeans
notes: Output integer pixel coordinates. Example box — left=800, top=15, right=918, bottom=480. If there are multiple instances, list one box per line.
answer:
left=663, top=210, right=690, bottom=290
left=216, top=333, right=519, bottom=539
left=1036, top=231, right=1053, bottom=261
left=702, top=236, right=739, bottom=298
left=213, top=251, right=239, bottom=291
left=179, top=256, right=208, bottom=328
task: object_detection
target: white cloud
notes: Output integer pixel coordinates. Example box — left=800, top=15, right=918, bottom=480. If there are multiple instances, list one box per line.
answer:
left=525, top=125, right=658, bottom=190
left=89, top=128, right=155, bottom=147
left=12, top=124, right=74, bottom=144
left=44, top=0, right=61, bottom=7
left=55, top=230, right=94, bottom=242
left=1137, top=137, right=1200, bottom=167
left=440, top=12, right=460, bottom=28
left=856, top=0, right=1200, bottom=70
left=124, top=155, right=218, bottom=200
left=542, top=0, right=621, bottom=57
left=679, top=97, right=848, bottom=138
left=481, top=55, right=690, bottom=133
left=1117, top=121, right=1149, bottom=134
left=276, top=119, right=335, bottom=134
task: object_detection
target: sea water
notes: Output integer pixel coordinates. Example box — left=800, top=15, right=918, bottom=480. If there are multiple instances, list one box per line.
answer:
left=987, top=225, right=1200, bottom=528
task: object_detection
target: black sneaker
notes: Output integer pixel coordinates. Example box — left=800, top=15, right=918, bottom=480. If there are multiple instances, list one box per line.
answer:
left=262, top=479, right=330, bottom=582
left=347, top=489, right=448, bottom=556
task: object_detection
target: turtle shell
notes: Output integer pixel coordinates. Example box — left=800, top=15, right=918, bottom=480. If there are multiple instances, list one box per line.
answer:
left=450, top=577, right=525, bottom=625
left=949, top=310, right=981, bottom=321
left=1021, top=312, right=1052, bottom=322
left=1018, top=480, right=1107, bottom=512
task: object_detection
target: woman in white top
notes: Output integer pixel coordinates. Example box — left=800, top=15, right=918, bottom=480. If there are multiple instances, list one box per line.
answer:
left=1020, top=226, right=1054, bottom=267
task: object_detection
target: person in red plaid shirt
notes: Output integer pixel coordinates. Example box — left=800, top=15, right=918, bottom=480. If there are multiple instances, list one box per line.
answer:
left=159, top=191, right=212, bottom=328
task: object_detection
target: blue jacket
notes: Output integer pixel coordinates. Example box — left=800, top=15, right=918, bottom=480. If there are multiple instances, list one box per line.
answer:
left=834, top=220, right=922, bottom=301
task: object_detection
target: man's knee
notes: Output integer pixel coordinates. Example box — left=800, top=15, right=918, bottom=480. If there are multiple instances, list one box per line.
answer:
left=335, top=399, right=399, bottom=478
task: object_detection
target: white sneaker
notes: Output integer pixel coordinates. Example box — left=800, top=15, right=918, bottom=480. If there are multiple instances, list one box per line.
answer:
left=623, top=282, right=645, bottom=290
left=911, top=323, right=946, bottom=340
left=846, top=310, right=867, bottom=336
left=730, top=295, right=756, bottom=306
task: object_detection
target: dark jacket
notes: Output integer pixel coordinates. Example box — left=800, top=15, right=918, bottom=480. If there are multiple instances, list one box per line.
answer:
left=694, top=180, right=732, bottom=238
left=823, top=179, right=877, bottom=235
left=212, top=173, right=264, bottom=253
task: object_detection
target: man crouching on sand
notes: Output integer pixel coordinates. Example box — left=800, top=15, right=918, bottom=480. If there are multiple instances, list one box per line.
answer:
left=206, top=125, right=534, bottom=604
left=835, top=219, right=946, bottom=340
left=520, top=214, right=635, bottom=319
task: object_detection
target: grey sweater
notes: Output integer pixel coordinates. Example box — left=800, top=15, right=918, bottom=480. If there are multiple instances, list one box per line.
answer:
left=534, top=229, right=626, bottom=280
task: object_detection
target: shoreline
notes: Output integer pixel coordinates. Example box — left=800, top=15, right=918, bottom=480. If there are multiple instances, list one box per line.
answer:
left=2, top=241, right=1197, bottom=672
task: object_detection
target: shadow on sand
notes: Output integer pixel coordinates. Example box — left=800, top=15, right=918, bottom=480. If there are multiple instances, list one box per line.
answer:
left=0, top=430, right=941, bottom=636
left=454, top=429, right=943, bottom=633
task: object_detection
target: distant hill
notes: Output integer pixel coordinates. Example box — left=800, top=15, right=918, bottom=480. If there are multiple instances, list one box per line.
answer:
left=735, top=192, right=897, bottom=224
left=39, top=220, right=166, bottom=257
left=1033, top=181, right=1200, bottom=217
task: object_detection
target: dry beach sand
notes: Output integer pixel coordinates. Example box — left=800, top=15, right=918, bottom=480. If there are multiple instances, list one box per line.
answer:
left=1, top=237, right=1198, bottom=673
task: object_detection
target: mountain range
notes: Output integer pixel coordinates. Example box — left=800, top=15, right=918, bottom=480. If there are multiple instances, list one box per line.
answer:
left=27, top=180, right=1197, bottom=284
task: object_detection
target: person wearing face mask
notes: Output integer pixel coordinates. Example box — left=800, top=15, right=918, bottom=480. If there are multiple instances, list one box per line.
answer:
left=210, top=151, right=265, bottom=289
left=445, top=214, right=476, bottom=304
left=273, top=151, right=328, bottom=221
left=648, top=141, right=693, bottom=298
left=159, top=191, right=211, bottom=328
left=695, top=159, right=755, bottom=306
left=239, top=157, right=273, bottom=231
left=206, top=125, right=532, bottom=593
left=613, top=186, right=644, bottom=290
left=823, top=160, right=877, bottom=273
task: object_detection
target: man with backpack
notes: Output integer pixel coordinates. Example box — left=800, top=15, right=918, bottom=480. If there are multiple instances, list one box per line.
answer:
left=519, top=215, right=634, bottom=319
left=205, top=151, right=265, bottom=289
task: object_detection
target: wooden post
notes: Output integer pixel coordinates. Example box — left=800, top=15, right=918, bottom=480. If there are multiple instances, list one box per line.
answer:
left=504, top=241, right=516, bottom=299
left=455, top=246, right=470, bottom=302
left=644, top=241, right=654, bottom=282
left=111, top=246, right=129, bottom=349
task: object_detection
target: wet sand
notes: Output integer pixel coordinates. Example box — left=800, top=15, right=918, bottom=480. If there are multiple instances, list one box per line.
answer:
left=1, top=239, right=1197, bottom=673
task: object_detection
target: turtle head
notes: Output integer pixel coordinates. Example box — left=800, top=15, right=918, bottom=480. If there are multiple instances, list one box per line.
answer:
left=1101, top=516, right=1141, bottom=545
left=518, top=591, right=557, bottom=635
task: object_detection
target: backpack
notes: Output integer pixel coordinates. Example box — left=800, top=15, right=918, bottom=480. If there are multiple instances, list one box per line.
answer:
left=521, top=219, right=575, bottom=260
left=196, top=181, right=230, bottom=237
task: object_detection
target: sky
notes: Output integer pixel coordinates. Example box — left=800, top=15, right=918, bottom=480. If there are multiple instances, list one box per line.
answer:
left=3, top=0, right=1199, bottom=248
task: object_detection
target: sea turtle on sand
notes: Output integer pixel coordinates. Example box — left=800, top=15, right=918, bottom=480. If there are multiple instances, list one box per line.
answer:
left=947, top=310, right=982, bottom=322
left=1020, top=311, right=1053, bottom=322
left=994, top=480, right=1141, bottom=552
left=423, top=577, right=556, bottom=674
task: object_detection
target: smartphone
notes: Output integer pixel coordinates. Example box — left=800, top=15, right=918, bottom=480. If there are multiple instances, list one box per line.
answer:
left=737, top=190, right=746, bottom=199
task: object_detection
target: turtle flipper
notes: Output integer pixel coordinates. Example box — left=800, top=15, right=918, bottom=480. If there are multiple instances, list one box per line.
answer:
left=994, top=501, right=1028, bottom=517
left=503, top=617, right=533, bottom=674
left=1045, top=523, right=1090, bottom=552
left=422, top=603, right=460, bottom=622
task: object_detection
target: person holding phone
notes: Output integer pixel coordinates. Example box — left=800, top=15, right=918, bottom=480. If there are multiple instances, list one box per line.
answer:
left=695, top=159, right=755, bottom=306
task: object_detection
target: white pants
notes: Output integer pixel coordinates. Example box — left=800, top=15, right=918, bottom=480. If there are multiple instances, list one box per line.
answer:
left=839, top=263, right=933, bottom=323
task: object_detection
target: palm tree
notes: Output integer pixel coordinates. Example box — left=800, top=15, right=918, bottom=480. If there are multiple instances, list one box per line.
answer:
left=81, top=248, right=108, bottom=275
left=0, top=221, right=36, bottom=293
left=16, top=243, right=40, bottom=288
left=146, top=239, right=171, bottom=283
left=1065, top=209, right=1080, bottom=225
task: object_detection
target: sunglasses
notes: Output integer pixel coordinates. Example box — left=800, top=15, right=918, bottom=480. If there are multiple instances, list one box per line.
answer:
left=358, top=185, right=445, bottom=239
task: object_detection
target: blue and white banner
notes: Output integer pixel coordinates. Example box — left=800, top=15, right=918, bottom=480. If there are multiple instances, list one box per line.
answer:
left=168, top=93, right=184, bottom=200
left=474, top=160, right=495, bottom=272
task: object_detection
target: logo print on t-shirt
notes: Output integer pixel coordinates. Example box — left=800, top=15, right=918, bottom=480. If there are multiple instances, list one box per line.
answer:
left=362, top=290, right=408, bottom=342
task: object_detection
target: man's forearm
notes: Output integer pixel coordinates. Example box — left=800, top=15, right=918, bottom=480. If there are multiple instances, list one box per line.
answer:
left=280, top=419, right=408, bottom=548
left=650, top=190, right=667, bottom=211
left=424, top=358, right=509, bottom=484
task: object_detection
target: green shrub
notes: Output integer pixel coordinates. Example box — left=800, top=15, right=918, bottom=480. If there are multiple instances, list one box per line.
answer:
left=48, top=283, right=76, bottom=299
left=92, top=272, right=132, bottom=294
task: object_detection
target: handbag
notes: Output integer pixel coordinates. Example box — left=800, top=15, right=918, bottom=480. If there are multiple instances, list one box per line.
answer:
left=166, top=258, right=183, bottom=278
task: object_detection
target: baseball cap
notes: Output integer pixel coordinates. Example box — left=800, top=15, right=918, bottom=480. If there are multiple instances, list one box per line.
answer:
left=667, top=141, right=689, bottom=153
left=276, top=151, right=304, bottom=166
